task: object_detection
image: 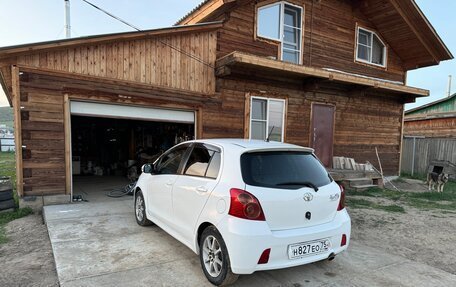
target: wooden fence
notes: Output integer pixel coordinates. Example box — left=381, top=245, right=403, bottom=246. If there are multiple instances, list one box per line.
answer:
left=401, top=137, right=456, bottom=176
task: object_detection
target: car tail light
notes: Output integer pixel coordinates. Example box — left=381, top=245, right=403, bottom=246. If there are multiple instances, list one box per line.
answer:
left=341, top=234, right=347, bottom=246
left=258, top=248, right=271, bottom=264
left=337, top=184, right=345, bottom=211
left=229, top=188, right=265, bottom=221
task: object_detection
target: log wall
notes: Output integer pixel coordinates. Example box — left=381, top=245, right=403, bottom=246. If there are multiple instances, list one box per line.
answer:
left=214, top=74, right=404, bottom=175
left=18, top=72, right=222, bottom=196
left=215, top=0, right=406, bottom=83
left=17, top=67, right=403, bottom=196
left=404, top=117, right=456, bottom=138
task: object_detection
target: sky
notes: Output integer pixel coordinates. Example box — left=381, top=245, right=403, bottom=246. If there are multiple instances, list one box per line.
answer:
left=0, top=0, right=454, bottom=110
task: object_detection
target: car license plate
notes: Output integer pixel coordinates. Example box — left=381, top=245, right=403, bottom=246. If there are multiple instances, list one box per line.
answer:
left=288, top=239, right=331, bottom=260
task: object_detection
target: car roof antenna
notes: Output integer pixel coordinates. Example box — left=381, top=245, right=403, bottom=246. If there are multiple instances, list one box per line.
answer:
left=266, top=126, right=275, bottom=142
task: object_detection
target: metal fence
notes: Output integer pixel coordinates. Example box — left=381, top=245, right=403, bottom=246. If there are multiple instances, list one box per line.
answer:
left=0, top=137, right=15, bottom=152
left=401, top=136, right=456, bottom=176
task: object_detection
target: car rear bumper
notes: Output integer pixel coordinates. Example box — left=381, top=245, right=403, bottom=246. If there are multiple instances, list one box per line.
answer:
left=217, top=209, right=351, bottom=274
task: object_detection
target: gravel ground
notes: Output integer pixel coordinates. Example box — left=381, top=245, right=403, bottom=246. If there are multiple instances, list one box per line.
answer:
left=0, top=213, right=59, bottom=287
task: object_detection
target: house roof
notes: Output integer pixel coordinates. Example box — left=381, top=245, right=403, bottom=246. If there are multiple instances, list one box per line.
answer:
left=176, top=0, right=453, bottom=69
left=0, top=21, right=223, bottom=59
left=216, top=51, right=429, bottom=97
left=176, top=0, right=237, bottom=26
left=405, top=93, right=456, bottom=115
left=404, top=111, right=456, bottom=122
left=176, top=0, right=213, bottom=25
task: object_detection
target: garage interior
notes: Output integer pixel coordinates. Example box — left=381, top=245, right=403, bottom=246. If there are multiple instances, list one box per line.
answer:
left=71, top=114, right=194, bottom=202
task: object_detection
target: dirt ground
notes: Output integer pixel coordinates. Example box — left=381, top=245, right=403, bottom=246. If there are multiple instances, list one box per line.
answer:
left=349, top=205, right=456, bottom=275
left=0, top=179, right=454, bottom=286
left=385, top=177, right=429, bottom=192
left=350, top=178, right=456, bottom=275
left=0, top=213, right=59, bottom=287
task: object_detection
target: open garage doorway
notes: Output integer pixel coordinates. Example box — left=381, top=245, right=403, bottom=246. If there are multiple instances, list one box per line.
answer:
left=70, top=101, right=195, bottom=202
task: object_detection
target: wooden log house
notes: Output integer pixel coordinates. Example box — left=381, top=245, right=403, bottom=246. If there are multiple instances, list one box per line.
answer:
left=0, top=0, right=452, bottom=203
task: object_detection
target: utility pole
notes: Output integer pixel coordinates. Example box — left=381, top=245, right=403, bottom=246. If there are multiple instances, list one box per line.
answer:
left=447, top=75, right=452, bottom=97
left=64, top=0, right=71, bottom=38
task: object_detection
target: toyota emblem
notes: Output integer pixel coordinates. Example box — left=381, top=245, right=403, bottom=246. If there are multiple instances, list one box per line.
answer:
left=303, top=193, right=314, bottom=202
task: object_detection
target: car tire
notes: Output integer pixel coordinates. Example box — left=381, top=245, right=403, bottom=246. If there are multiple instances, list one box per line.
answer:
left=199, top=226, right=239, bottom=286
left=0, top=190, right=14, bottom=201
left=0, top=199, right=16, bottom=211
left=134, top=190, right=152, bottom=226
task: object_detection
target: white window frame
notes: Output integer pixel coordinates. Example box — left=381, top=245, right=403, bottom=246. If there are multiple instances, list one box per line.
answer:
left=249, top=96, right=286, bottom=142
left=355, top=26, right=387, bottom=68
left=257, top=1, right=303, bottom=65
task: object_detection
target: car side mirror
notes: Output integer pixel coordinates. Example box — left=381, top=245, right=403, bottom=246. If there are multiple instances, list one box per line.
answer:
left=141, top=164, right=155, bottom=174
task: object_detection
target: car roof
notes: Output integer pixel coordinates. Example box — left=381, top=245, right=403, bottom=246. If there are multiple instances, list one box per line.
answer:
left=190, top=138, right=314, bottom=153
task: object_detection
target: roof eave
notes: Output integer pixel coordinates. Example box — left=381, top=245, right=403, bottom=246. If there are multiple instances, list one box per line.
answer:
left=176, top=0, right=233, bottom=26
left=0, top=21, right=224, bottom=59
left=405, top=111, right=456, bottom=121
left=411, top=0, right=454, bottom=61
left=405, top=93, right=456, bottom=114
left=216, top=52, right=429, bottom=98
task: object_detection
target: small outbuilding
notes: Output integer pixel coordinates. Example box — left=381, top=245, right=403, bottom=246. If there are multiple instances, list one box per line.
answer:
left=404, top=93, right=456, bottom=138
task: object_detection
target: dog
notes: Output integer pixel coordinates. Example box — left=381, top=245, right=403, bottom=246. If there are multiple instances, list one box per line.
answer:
left=427, top=172, right=449, bottom=193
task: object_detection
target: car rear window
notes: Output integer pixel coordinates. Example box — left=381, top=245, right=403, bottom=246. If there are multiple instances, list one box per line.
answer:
left=240, top=151, right=332, bottom=189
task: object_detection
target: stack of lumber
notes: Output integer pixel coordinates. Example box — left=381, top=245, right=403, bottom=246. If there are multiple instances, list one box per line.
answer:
left=333, top=157, right=374, bottom=171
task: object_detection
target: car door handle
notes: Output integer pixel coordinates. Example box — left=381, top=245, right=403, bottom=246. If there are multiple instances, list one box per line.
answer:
left=165, top=181, right=173, bottom=187
left=196, top=186, right=208, bottom=193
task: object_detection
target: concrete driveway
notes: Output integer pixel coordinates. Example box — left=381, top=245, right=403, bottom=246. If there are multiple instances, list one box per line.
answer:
left=44, top=198, right=456, bottom=287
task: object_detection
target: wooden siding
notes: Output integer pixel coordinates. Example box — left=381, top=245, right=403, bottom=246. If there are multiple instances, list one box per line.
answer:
left=16, top=65, right=404, bottom=196
left=213, top=0, right=407, bottom=83
left=15, top=31, right=217, bottom=95
left=213, top=73, right=404, bottom=175
left=406, top=96, right=456, bottom=116
left=17, top=71, right=224, bottom=196
left=404, top=117, right=456, bottom=138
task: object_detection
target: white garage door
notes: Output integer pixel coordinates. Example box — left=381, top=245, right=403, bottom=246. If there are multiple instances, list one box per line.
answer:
left=70, top=101, right=195, bottom=124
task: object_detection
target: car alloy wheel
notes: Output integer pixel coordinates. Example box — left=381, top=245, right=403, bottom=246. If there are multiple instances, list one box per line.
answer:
left=134, top=191, right=152, bottom=226
left=135, top=195, right=144, bottom=222
left=202, top=235, right=223, bottom=277
left=199, top=226, right=238, bottom=286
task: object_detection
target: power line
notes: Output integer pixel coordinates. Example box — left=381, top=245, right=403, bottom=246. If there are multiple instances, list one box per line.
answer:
left=81, top=0, right=141, bottom=31
left=80, top=0, right=214, bottom=69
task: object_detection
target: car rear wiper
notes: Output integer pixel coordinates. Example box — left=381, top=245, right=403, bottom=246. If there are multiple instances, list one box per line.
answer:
left=275, top=181, right=319, bottom=192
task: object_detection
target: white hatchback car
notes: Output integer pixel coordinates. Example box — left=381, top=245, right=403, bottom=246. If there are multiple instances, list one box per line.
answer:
left=134, top=139, right=351, bottom=286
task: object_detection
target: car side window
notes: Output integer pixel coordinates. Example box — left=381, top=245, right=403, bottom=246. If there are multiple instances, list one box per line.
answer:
left=205, top=151, right=221, bottom=179
left=157, top=145, right=188, bottom=175
left=184, top=146, right=214, bottom=177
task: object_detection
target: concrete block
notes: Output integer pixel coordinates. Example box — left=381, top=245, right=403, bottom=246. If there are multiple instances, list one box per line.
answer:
left=20, top=194, right=71, bottom=212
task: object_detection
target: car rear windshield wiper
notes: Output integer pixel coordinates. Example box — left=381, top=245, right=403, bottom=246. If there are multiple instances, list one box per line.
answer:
left=275, top=181, right=319, bottom=192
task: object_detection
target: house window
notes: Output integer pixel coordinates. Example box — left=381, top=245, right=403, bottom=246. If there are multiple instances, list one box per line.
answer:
left=250, top=97, right=286, bottom=142
left=356, top=27, right=387, bottom=67
left=257, top=2, right=303, bottom=64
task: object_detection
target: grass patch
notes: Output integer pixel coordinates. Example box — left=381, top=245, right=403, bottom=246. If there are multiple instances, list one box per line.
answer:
left=346, top=197, right=405, bottom=213
left=0, top=151, right=17, bottom=205
left=347, top=187, right=402, bottom=201
left=347, top=179, right=456, bottom=212
left=0, top=151, right=25, bottom=244
left=400, top=172, right=427, bottom=181
left=0, top=207, right=33, bottom=244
